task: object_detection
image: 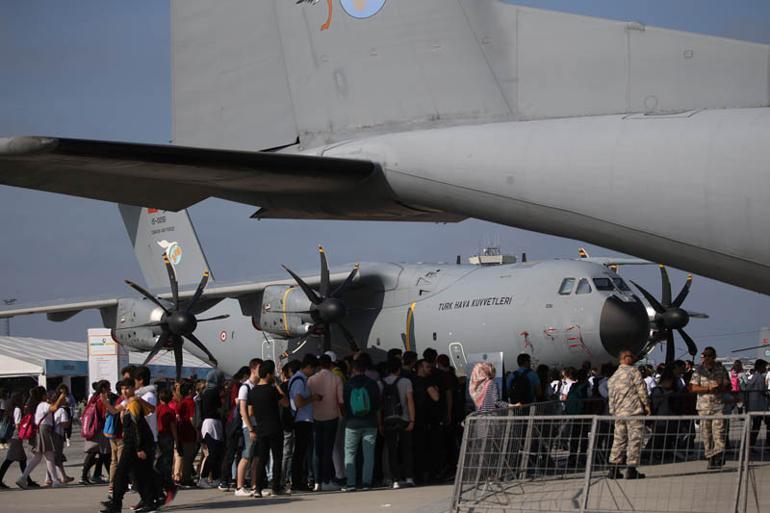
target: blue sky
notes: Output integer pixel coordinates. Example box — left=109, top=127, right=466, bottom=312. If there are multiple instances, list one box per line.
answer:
left=0, top=1, right=769, bottom=361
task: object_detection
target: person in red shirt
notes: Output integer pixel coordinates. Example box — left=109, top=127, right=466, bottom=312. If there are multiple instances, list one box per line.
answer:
left=173, top=382, right=197, bottom=486
left=156, top=387, right=178, bottom=504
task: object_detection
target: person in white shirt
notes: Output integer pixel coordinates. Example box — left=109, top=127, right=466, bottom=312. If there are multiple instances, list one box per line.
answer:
left=50, top=389, right=74, bottom=484
left=235, top=359, right=260, bottom=496
left=0, top=392, right=33, bottom=488
left=17, top=386, right=68, bottom=489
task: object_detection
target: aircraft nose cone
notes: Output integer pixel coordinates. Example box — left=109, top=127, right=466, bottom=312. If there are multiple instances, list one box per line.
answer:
left=599, top=296, right=649, bottom=358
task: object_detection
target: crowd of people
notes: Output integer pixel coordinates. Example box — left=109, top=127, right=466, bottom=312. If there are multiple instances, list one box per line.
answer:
left=0, top=344, right=768, bottom=511
left=0, top=347, right=468, bottom=512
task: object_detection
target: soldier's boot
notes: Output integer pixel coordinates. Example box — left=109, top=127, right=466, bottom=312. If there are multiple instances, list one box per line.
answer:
left=607, top=466, right=624, bottom=480
left=625, top=467, right=645, bottom=480
left=706, top=456, right=719, bottom=470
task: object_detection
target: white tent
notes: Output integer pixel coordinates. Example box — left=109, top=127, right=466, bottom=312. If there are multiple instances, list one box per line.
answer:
left=0, top=336, right=210, bottom=387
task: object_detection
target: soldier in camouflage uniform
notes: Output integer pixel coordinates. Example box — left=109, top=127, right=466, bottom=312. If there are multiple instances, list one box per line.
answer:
left=607, top=350, right=651, bottom=479
left=688, top=346, right=731, bottom=469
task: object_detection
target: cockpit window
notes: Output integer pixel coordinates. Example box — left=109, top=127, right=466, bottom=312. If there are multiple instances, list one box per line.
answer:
left=593, top=278, right=614, bottom=291
left=576, top=278, right=592, bottom=295
left=559, top=278, right=575, bottom=295
left=612, top=277, right=632, bottom=292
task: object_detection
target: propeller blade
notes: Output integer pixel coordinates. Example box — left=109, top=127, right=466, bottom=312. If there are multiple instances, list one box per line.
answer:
left=184, top=332, right=218, bottom=367
left=186, top=270, right=210, bottom=313
left=173, top=341, right=183, bottom=381
left=142, top=333, right=170, bottom=366
left=659, top=265, right=672, bottom=308
left=162, top=253, right=180, bottom=310
left=197, top=314, right=231, bottom=322
left=630, top=281, right=666, bottom=314
left=677, top=329, right=698, bottom=358
left=732, top=344, right=770, bottom=354
left=672, top=274, right=693, bottom=308
left=269, top=310, right=313, bottom=315
left=321, top=323, right=332, bottom=352
left=125, top=280, right=169, bottom=314
left=336, top=322, right=360, bottom=353
left=319, top=246, right=330, bottom=298
left=332, top=264, right=359, bottom=298
left=282, top=265, right=322, bottom=305
left=685, top=310, right=709, bottom=319
left=665, top=330, right=676, bottom=366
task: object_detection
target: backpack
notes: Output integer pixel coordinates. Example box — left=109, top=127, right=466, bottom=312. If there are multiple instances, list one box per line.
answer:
left=288, top=374, right=307, bottom=414
left=18, top=413, right=37, bottom=441
left=80, top=400, right=101, bottom=440
left=382, top=377, right=404, bottom=424
left=279, top=381, right=295, bottom=431
left=192, top=394, right=203, bottom=432
left=349, top=384, right=372, bottom=417
left=103, top=412, right=121, bottom=439
left=0, top=416, right=14, bottom=441
left=587, top=376, right=608, bottom=414
left=508, top=369, right=534, bottom=405
left=566, top=382, right=588, bottom=415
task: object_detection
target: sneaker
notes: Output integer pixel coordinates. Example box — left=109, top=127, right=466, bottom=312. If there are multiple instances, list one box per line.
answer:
left=251, top=489, right=262, bottom=498
left=51, top=481, right=67, bottom=488
left=197, top=479, right=215, bottom=489
left=91, top=476, right=107, bottom=485
left=130, top=501, right=144, bottom=511
left=63, top=476, right=75, bottom=484
left=79, top=478, right=92, bottom=486
left=134, top=505, right=158, bottom=513
left=322, top=482, right=341, bottom=492
left=273, top=489, right=289, bottom=496
left=404, top=478, right=415, bottom=487
left=234, top=487, right=252, bottom=497
left=261, top=489, right=273, bottom=497
left=392, top=481, right=401, bottom=489
left=218, top=482, right=232, bottom=492
left=313, top=483, right=321, bottom=492
left=15, top=478, right=28, bottom=490
left=164, top=486, right=177, bottom=505
left=340, top=486, right=355, bottom=492
left=361, top=486, right=371, bottom=491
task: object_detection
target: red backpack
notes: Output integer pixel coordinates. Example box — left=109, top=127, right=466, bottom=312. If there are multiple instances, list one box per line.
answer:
left=80, top=400, right=101, bottom=440
left=17, top=413, right=37, bottom=441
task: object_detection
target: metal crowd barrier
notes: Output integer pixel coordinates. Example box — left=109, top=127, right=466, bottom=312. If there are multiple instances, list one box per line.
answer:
left=452, top=408, right=770, bottom=513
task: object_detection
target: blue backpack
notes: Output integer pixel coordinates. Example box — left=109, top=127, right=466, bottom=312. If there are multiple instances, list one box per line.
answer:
left=350, top=385, right=371, bottom=417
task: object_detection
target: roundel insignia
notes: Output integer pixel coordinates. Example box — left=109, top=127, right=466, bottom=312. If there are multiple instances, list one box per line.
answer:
left=340, top=0, right=386, bottom=19
left=166, top=242, right=183, bottom=266
left=219, top=330, right=228, bottom=343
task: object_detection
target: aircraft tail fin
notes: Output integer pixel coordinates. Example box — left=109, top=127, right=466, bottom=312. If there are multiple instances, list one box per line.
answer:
left=119, top=205, right=214, bottom=291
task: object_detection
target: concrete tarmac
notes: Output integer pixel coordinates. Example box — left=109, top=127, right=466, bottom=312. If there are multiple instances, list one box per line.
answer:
left=0, top=434, right=452, bottom=513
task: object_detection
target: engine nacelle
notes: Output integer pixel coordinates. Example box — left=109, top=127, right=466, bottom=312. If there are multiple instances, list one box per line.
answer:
left=110, top=297, right=165, bottom=352
left=258, top=285, right=313, bottom=338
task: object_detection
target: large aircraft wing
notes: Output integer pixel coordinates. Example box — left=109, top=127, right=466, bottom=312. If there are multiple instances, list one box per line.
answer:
left=0, top=137, right=462, bottom=222
left=0, top=297, right=119, bottom=322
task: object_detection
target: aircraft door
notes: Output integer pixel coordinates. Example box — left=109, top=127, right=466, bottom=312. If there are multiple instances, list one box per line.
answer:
left=448, top=342, right=468, bottom=377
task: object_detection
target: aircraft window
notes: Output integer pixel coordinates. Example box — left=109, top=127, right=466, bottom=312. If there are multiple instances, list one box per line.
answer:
left=558, top=278, right=575, bottom=295
left=593, top=278, right=614, bottom=291
left=576, top=278, right=592, bottom=295
left=612, top=277, right=632, bottom=292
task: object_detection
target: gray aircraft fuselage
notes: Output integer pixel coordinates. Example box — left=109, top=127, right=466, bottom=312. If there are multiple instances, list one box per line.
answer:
left=116, top=259, right=648, bottom=375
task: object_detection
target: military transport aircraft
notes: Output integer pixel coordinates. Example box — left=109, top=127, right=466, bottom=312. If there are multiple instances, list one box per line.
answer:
left=0, top=2, right=768, bottom=297
left=0, top=207, right=704, bottom=378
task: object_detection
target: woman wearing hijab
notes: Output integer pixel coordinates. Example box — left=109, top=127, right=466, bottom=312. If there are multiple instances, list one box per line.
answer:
left=198, top=370, right=225, bottom=489
left=469, top=362, right=509, bottom=413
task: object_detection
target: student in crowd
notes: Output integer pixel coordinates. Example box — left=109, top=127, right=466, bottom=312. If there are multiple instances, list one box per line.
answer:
left=412, top=358, right=442, bottom=483
left=248, top=360, right=289, bottom=497
left=50, top=388, right=74, bottom=484
left=382, top=357, right=415, bottom=488
left=100, top=380, right=162, bottom=513
left=199, top=370, right=226, bottom=488
left=342, top=357, right=381, bottom=491
left=17, top=386, right=68, bottom=489
left=279, top=360, right=300, bottom=491
left=308, top=353, right=344, bottom=492
left=290, top=354, right=321, bottom=492
left=81, top=380, right=110, bottom=485
left=745, top=359, right=769, bottom=452
left=234, top=359, right=260, bottom=496
left=156, top=387, right=178, bottom=504
left=0, top=391, right=37, bottom=488
left=173, top=380, right=198, bottom=487
left=221, top=365, right=250, bottom=492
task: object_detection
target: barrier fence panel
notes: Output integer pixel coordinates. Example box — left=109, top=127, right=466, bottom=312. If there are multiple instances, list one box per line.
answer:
left=453, top=410, right=770, bottom=513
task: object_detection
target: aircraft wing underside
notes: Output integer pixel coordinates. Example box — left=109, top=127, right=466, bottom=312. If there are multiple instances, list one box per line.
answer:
left=0, top=137, right=463, bottom=222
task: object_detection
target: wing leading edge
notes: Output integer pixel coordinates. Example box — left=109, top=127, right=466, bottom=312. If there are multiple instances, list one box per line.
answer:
left=0, top=137, right=463, bottom=222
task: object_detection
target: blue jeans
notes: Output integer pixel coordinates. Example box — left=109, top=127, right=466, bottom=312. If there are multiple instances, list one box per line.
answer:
left=344, top=426, right=377, bottom=488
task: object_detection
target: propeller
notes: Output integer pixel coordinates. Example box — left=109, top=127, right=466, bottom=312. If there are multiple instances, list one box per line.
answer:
left=124, top=253, right=228, bottom=380
left=631, top=265, right=704, bottom=366
left=282, top=246, right=360, bottom=353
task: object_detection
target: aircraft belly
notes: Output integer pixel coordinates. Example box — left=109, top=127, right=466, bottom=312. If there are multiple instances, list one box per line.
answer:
left=333, top=109, right=770, bottom=294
